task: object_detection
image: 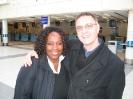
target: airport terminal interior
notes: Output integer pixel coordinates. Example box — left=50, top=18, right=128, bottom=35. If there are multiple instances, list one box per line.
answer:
left=0, top=0, right=133, bottom=99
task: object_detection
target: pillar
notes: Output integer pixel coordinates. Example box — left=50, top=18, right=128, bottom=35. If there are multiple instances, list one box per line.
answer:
left=125, top=10, right=133, bottom=65
left=2, top=19, right=8, bottom=46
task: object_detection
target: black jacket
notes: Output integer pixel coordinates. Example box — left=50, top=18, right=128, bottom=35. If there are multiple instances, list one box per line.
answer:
left=67, top=39, right=125, bottom=99
left=14, top=55, right=69, bottom=99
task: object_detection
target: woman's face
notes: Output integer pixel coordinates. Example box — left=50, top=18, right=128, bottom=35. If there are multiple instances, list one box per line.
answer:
left=46, top=32, right=63, bottom=62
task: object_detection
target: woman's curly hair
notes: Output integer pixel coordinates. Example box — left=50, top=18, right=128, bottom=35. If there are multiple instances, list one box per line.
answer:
left=34, top=26, right=67, bottom=57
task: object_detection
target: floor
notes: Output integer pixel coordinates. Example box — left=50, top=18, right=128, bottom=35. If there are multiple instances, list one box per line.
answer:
left=0, top=41, right=133, bottom=99
left=0, top=41, right=33, bottom=99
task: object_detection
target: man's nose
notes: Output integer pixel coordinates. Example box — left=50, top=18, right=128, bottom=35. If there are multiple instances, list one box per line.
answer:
left=82, top=27, right=88, bottom=33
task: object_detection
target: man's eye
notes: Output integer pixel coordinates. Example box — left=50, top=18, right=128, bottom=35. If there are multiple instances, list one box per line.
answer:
left=76, top=26, right=82, bottom=30
left=86, top=24, right=96, bottom=28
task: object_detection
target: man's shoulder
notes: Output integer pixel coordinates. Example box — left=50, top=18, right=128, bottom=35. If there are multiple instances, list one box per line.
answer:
left=107, top=50, right=124, bottom=69
left=99, top=46, right=124, bottom=69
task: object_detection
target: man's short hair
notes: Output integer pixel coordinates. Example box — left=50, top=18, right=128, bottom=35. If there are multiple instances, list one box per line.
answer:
left=75, top=12, right=98, bottom=22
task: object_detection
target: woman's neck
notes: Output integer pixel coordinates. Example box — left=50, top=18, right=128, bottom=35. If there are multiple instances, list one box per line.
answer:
left=52, top=60, right=59, bottom=72
left=52, top=60, right=59, bottom=71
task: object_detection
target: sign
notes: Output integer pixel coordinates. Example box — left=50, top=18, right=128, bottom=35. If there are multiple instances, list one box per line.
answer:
left=40, top=16, right=48, bottom=24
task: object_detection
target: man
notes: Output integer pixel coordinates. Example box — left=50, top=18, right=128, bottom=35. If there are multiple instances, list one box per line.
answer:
left=25, top=12, right=125, bottom=99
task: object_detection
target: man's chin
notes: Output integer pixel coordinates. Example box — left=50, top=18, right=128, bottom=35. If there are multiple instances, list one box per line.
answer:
left=82, top=41, right=90, bottom=45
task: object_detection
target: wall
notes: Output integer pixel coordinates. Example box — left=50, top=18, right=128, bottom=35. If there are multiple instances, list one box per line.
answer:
left=0, top=0, right=133, bottom=19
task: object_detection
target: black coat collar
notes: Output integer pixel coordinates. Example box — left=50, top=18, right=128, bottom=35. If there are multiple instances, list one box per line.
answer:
left=39, top=55, right=53, bottom=72
left=72, top=39, right=110, bottom=77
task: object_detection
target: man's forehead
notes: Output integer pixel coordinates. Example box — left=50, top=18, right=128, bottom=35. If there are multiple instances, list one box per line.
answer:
left=76, top=16, right=96, bottom=25
left=77, top=16, right=95, bottom=21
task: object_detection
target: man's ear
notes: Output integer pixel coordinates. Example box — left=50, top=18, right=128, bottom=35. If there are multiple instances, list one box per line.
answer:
left=96, top=23, right=100, bottom=34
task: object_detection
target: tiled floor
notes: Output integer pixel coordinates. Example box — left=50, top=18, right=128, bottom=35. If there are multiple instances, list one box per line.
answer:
left=0, top=41, right=33, bottom=99
left=0, top=41, right=132, bottom=99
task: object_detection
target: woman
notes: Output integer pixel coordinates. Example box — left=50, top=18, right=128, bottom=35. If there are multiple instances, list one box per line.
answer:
left=14, top=26, right=69, bottom=99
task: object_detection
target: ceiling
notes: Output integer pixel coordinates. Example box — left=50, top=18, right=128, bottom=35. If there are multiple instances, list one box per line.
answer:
left=8, top=10, right=128, bottom=24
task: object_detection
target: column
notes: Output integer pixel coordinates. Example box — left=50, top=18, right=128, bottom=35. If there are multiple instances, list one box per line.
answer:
left=125, top=10, right=133, bottom=65
left=2, top=19, right=8, bottom=46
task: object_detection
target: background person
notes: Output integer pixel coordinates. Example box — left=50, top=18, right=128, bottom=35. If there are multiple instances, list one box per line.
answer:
left=14, top=26, right=69, bottom=99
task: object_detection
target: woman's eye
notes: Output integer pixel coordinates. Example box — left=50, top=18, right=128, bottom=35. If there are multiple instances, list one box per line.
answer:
left=47, top=42, right=53, bottom=45
left=58, top=42, right=63, bottom=45
left=46, top=42, right=63, bottom=45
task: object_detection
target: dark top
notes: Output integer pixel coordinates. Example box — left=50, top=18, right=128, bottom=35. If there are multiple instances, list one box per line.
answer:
left=14, top=55, right=69, bottom=99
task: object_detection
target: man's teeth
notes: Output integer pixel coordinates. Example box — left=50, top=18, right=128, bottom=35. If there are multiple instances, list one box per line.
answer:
left=83, top=35, right=89, bottom=38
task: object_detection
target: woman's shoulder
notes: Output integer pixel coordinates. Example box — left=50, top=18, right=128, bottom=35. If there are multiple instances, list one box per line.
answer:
left=67, top=39, right=82, bottom=50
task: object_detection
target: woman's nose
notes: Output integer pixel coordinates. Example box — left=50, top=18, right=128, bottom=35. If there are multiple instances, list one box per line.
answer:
left=53, top=44, right=58, bottom=49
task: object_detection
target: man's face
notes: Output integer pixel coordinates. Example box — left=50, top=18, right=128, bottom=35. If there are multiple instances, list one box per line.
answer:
left=76, top=16, right=100, bottom=46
